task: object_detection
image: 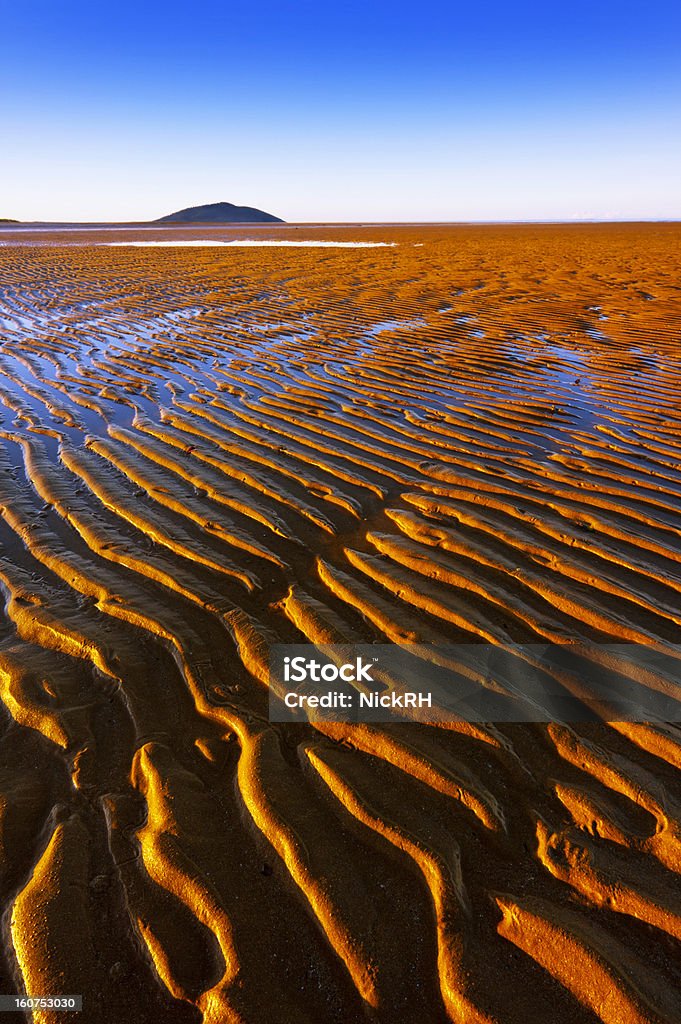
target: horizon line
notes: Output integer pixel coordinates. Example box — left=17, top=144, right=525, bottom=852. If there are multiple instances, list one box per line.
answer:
left=2, top=217, right=681, bottom=228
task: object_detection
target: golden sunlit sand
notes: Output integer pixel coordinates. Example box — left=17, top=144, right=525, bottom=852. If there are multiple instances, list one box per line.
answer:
left=0, top=222, right=680, bottom=1023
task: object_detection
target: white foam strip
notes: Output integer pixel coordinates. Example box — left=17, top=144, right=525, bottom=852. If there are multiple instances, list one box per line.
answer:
left=104, top=240, right=396, bottom=248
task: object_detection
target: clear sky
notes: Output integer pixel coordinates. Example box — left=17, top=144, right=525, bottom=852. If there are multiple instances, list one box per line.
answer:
left=2, top=0, right=680, bottom=222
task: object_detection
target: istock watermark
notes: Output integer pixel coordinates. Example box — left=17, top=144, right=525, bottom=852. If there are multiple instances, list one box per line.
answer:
left=269, top=643, right=681, bottom=724
left=283, top=655, right=376, bottom=684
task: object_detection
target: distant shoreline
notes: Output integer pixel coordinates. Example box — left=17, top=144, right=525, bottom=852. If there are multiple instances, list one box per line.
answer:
left=2, top=218, right=680, bottom=230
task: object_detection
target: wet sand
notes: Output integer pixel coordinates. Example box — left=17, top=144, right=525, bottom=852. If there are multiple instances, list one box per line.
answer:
left=0, top=222, right=680, bottom=1023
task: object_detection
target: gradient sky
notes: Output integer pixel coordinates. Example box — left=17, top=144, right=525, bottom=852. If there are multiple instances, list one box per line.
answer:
left=2, top=0, right=680, bottom=222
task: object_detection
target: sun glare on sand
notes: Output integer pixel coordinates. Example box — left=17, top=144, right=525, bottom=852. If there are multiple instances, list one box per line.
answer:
left=106, top=239, right=396, bottom=247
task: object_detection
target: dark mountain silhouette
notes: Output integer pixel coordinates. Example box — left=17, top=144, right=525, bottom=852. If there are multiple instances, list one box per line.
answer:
left=0, top=218, right=19, bottom=223
left=155, top=202, right=283, bottom=224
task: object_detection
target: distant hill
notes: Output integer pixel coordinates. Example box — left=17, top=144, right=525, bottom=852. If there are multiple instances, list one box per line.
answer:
left=155, top=202, right=283, bottom=224
left=0, top=218, right=19, bottom=223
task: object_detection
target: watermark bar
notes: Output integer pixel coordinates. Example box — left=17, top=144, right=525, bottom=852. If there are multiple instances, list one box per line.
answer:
left=269, top=644, right=681, bottom=723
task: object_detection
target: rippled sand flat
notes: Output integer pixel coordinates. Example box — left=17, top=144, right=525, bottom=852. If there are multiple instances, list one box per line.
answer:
left=0, top=222, right=680, bottom=1023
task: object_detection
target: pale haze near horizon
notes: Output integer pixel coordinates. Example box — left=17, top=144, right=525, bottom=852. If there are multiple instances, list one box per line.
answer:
left=2, top=1, right=680, bottom=224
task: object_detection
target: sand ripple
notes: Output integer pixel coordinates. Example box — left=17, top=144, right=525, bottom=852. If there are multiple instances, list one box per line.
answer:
left=0, top=223, right=680, bottom=1022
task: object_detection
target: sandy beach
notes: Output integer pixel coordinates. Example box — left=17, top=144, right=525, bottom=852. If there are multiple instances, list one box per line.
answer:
left=0, top=221, right=680, bottom=1023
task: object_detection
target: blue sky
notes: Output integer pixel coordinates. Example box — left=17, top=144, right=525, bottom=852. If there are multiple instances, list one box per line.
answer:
left=2, top=0, right=680, bottom=221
